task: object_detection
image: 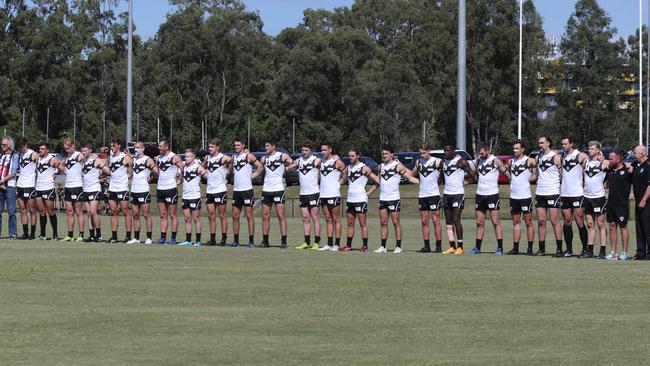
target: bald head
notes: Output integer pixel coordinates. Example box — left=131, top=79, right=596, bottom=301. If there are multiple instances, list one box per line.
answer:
left=634, top=145, right=648, bottom=162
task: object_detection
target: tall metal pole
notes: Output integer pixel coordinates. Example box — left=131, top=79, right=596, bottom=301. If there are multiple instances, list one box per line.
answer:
left=102, top=110, right=106, bottom=147
left=73, top=108, right=76, bottom=144
left=126, top=0, right=133, bottom=146
left=170, top=115, right=173, bottom=151
left=640, top=0, right=644, bottom=145
left=22, top=107, right=25, bottom=136
left=247, top=116, right=251, bottom=148
left=202, top=118, right=205, bottom=149
left=136, top=112, right=140, bottom=141
left=46, top=107, right=49, bottom=142
left=517, top=0, right=523, bottom=139
left=292, top=117, right=296, bottom=154
left=157, top=117, right=160, bottom=142
left=422, top=120, right=426, bottom=143
left=456, top=0, right=467, bottom=150
left=647, top=0, right=649, bottom=146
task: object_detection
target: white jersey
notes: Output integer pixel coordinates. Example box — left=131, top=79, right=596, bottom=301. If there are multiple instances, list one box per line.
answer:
left=417, top=157, right=441, bottom=198
left=156, top=152, right=178, bottom=190
left=379, top=160, right=401, bottom=201
left=476, top=155, right=500, bottom=196
left=509, top=156, right=532, bottom=200
left=108, top=152, right=129, bottom=192
left=232, top=152, right=253, bottom=192
left=347, top=162, right=369, bottom=203
left=443, top=156, right=465, bottom=195
left=131, top=156, right=152, bottom=193
left=262, top=152, right=286, bottom=192
left=205, top=153, right=228, bottom=194
left=35, top=154, right=56, bottom=191
left=320, top=157, right=342, bottom=198
left=81, top=156, right=101, bottom=192
left=298, top=155, right=319, bottom=195
left=63, top=151, right=83, bottom=188
left=583, top=159, right=606, bottom=198
left=561, top=150, right=584, bottom=197
left=182, top=162, right=202, bottom=200
left=535, top=151, right=561, bottom=196
left=17, top=149, right=37, bottom=188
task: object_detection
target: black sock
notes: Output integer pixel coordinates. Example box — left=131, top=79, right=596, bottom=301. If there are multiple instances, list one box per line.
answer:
left=599, top=246, right=606, bottom=256
left=78, top=232, right=83, bottom=238
left=539, top=240, right=546, bottom=252
left=221, top=233, right=227, bottom=243
left=424, top=239, right=431, bottom=249
left=196, top=233, right=201, bottom=243
left=497, top=239, right=503, bottom=250
left=39, top=216, right=47, bottom=237
left=171, top=231, right=177, bottom=240
left=579, top=226, right=588, bottom=251
left=134, top=231, right=140, bottom=240
left=22, top=224, right=28, bottom=236
left=435, top=240, right=442, bottom=249
left=146, top=231, right=152, bottom=240
left=587, top=244, right=594, bottom=255
left=281, top=235, right=287, bottom=245
left=362, top=238, right=368, bottom=247
left=160, top=232, right=167, bottom=240
left=457, top=240, right=463, bottom=248
left=305, top=235, right=311, bottom=245
left=30, top=224, right=36, bottom=237
left=396, top=239, right=401, bottom=248
left=186, top=233, right=192, bottom=242
left=527, top=241, right=533, bottom=251
left=327, top=236, right=333, bottom=246
left=96, top=228, right=102, bottom=238
left=563, top=224, right=573, bottom=251
left=210, top=233, right=216, bottom=243
left=450, top=240, right=456, bottom=249
left=475, top=239, right=483, bottom=250
left=249, top=235, right=254, bottom=244
left=67, top=231, right=73, bottom=238
left=513, top=242, right=520, bottom=251
left=125, top=231, right=131, bottom=240
left=234, top=234, right=239, bottom=243
left=49, top=215, right=57, bottom=237
left=346, top=237, right=353, bottom=246
left=381, top=238, right=387, bottom=247
left=89, top=229, right=94, bottom=238
left=334, top=237, right=340, bottom=247
left=556, top=240, right=563, bottom=251
left=263, top=234, right=269, bottom=244
left=315, top=236, right=321, bottom=244
left=111, top=231, right=117, bottom=240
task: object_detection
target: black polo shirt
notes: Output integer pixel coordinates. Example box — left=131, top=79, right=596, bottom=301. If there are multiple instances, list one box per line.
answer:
left=632, top=159, right=650, bottom=207
left=606, top=165, right=632, bottom=207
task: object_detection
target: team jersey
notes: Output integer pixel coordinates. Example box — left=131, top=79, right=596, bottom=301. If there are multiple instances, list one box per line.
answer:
left=108, top=152, right=129, bottom=192
left=131, top=155, right=152, bottom=194
left=347, top=162, right=369, bottom=203
left=17, top=149, right=37, bottom=188
left=417, top=157, right=441, bottom=198
left=232, top=152, right=254, bottom=192
left=205, top=153, right=228, bottom=194
left=81, top=156, right=101, bottom=192
left=443, top=156, right=465, bottom=195
left=182, top=162, right=202, bottom=200
left=379, top=160, right=401, bottom=201
left=476, top=155, right=500, bottom=196
left=509, top=156, right=532, bottom=200
left=35, top=154, right=57, bottom=191
left=63, top=151, right=83, bottom=188
left=298, top=155, right=319, bottom=195
left=262, top=152, right=285, bottom=192
left=536, top=151, right=560, bottom=196
left=583, top=159, right=606, bottom=199
left=156, top=152, right=179, bottom=190
left=561, top=150, right=584, bottom=197
left=320, top=157, right=341, bottom=198
left=0, top=152, right=17, bottom=188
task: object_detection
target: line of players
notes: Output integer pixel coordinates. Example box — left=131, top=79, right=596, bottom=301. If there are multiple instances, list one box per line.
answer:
left=11, top=135, right=650, bottom=258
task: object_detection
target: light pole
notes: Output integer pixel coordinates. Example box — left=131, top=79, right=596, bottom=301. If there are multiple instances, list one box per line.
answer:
left=456, top=0, right=467, bottom=150
left=126, top=0, right=133, bottom=146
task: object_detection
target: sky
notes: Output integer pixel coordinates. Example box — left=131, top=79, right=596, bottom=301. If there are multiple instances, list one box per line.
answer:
left=121, top=0, right=649, bottom=41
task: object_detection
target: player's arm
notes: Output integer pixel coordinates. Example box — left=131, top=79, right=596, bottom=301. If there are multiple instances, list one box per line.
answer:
left=282, top=153, right=293, bottom=167
left=502, top=158, right=511, bottom=179
left=364, top=166, right=380, bottom=195
left=554, top=153, right=563, bottom=181
left=250, top=154, right=264, bottom=180
left=285, top=156, right=298, bottom=172
left=124, top=154, right=133, bottom=178
left=639, top=167, right=650, bottom=208
left=335, top=159, right=346, bottom=184
left=461, top=158, right=476, bottom=184
left=411, top=159, right=420, bottom=178
left=222, top=154, right=232, bottom=168
left=340, top=167, right=349, bottom=185
left=528, top=157, right=538, bottom=183
left=148, top=157, right=159, bottom=175
left=198, top=165, right=207, bottom=179
left=495, top=157, right=507, bottom=174
left=55, top=157, right=67, bottom=173
left=398, top=162, right=418, bottom=184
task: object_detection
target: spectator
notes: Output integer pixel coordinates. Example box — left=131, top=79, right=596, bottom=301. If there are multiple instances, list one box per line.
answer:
left=0, top=136, right=20, bottom=239
left=632, top=145, right=650, bottom=260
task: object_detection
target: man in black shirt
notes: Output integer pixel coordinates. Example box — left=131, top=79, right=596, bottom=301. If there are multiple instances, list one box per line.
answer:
left=632, top=145, right=650, bottom=260
left=605, top=150, right=633, bottom=260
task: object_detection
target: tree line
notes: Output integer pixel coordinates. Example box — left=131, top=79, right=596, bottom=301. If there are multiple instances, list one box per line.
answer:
left=0, top=0, right=645, bottom=157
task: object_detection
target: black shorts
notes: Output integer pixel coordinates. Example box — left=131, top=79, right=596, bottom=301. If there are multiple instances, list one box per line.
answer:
left=17, top=187, right=36, bottom=201
left=535, top=194, right=561, bottom=209
left=108, top=190, right=129, bottom=202
left=232, top=190, right=254, bottom=208
left=510, top=198, right=533, bottom=214
left=475, top=194, right=500, bottom=211
left=560, top=196, right=584, bottom=209
left=36, top=189, right=56, bottom=201
left=206, top=191, right=228, bottom=206
left=262, top=191, right=286, bottom=205
left=299, top=193, right=320, bottom=208
left=130, top=191, right=151, bottom=205
left=81, top=191, right=103, bottom=202
left=64, top=187, right=84, bottom=202
left=157, top=188, right=178, bottom=205
left=347, top=201, right=368, bottom=214
left=418, top=196, right=441, bottom=212
left=320, top=196, right=341, bottom=207
left=606, top=205, right=629, bottom=225
left=584, top=197, right=607, bottom=215
left=182, top=198, right=202, bottom=211
left=442, top=194, right=465, bottom=209
left=379, top=200, right=401, bottom=212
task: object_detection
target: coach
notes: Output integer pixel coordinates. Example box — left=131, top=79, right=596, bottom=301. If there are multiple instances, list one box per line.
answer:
left=0, top=136, right=19, bottom=239
left=632, top=145, right=650, bottom=260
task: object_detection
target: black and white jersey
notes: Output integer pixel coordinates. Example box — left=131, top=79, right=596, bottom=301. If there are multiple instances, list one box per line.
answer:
left=63, top=151, right=83, bottom=188
left=182, top=162, right=202, bottom=200
left=379, top=160, right=401, bottom=201
left=320, top=157, right=341, bottom=198
left=232, top=152, right=253, bottom=192
left=35, top=154, right=56, bottom=191
left=583, top=159, right=606, bottom=199
left=298, top=155, right=319, bottom=196
left=417, top=157, right=441, bottom=198
left=536, top=151, right=560, bottom=196
left=206, top=153, right=228, bottom=194
left=509, top=156, right=532, bottom=200
left=108, top=152, right=128, bottom=192
left=561, top=150, right=583, bottom=197
left=82, top=157, right=101, bottom=193
left=443, top=156, right=465, bottom=195
left=156, top=152, right=178, bottom=191
left=17, top=149, right=37, bottom=189
left=131, top=156, right=151, bottom=194
left=262, top=152, right=285, bottom=192
left=347, top=162, right=368, bottom=203
left=476, top=155, right=499, bottom=196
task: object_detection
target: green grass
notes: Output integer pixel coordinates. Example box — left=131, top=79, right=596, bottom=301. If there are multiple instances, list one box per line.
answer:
left=0, top=214, right=647, bottom=365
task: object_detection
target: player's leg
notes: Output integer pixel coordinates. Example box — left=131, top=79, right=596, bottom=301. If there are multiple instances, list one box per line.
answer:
left=561, top=207, right=574, bottom=255
left=374, top=207, right=389, bottom=253
left=45, top=196, right=58, bottom=239
left=509, top=211, right=522, bottom=255
left=261, top=201, right=271, bottom=246
left=74, top=200, right=84, bottom=239
left=331, top=204, right=342, bottom=249
left=132, top=203, right=141, bottom=242
left=36, top=197, right=47, bottom=238
left=120, top=199, right=132, bottom=241
left=275, top=202, right=288, bottom=248
left=490, top=208, right=504, bottom=254
left=549, top=207, right=563, bottom=256
left=157, top=200, right=168, bottom=243
left=419, top=209, right=431, bottom=252
left=391, top=210, right=402, bottom=253
left=168, top=203, right=178, bottom=244
left=321, top=204, right=334, bottom=248
left=180, top=206, right=193, bottom=245
left=64, top=198, right=75, bottom=240
left=108, top=198, right=119, bottom=242
left=474, top=209, right=486, bottom=253
left=206, top=202, right=217, bottom=244
left=217, top=202, right=228, bottom=245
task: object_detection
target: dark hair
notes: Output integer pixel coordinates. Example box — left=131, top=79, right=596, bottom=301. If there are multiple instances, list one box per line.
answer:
left=348, top=147, right=361, bottom=157
left=561, top=135, right=573, bottom=144
left=233, top=138, right=245, bottom=146
left=300, top=139, right=313, bottom=150
left=320, top=143, right=333, bottom=151
left=82, top=143, right=93, bottom=150
left=110, top=137, right=121, bottom=146
left=14, top=136, right=27, bottom=150
left=39, top=142, right=50, bottom=150
left=264, top=139, right=276, bottom=146
left=613, top=149, right=626, bottom=158
left=185, top=148, right=196, bottom=155
left=444, top=143, right=456, bottom=150
left=513, top=139, right=526, bottom=150
left=419, top=143, right=432, bottom=151
left=159, top=138, right=170, bottom=147
left=539, top=136, right=552, bottom=147
left=477, top=142, right=490, bottom=152
left=381, top=145, right=395, bottom=154
left=63, top=137, right=74, bottom=146
left=209, top=137, right=221, bottom=147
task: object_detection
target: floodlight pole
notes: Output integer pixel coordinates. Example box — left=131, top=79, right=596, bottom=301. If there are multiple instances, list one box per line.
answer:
left=640, top=0, right=644, bottom=145
left=126, top=0, right=133, bottom=146
left=517, top=0, right=523, bottom=139
left=456, top=0, right=467, bottom=150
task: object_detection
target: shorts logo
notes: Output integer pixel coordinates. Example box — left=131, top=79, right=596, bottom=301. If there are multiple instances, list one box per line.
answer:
left=215, top=197, right=222, bottom=203
left=572, top=201, right=579, bottom=207
left=190, top=203, right=196, bottom=208
left=488, top=203, right=495, bottom=209
left=452, top=202, right=459, bottom=208
left=619, top=216, right=625, bottom=222
left=274, top=196, right=281, bottom=202
left=522, top=206, right=529, bottom=212
left=117, top=194, right=123, bottom=199
left=138, top=197, right=145, bottom=202
left=71, top=195, right=77, bottom=199
left=355, top=206, right=362, bottom=212
left=166, top=197, right=172, bottom=202
left=430, top=204, right=437, bottom=210
left=388, top=205, right=395, bottom=210
left=547, top=200, right=554, bottom=205
left=24, top=193, right=29, bottom=197
left=594, top=207, right=601, bottom=213
left=244, top=199, right=251, bottom=204
left=309, top=200, right=317, bottom=205
left=328, top=199, right=334, bottom=204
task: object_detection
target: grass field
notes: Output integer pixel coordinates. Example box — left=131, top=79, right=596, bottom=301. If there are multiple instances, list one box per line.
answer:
left=1, top=210, right=648, bottom=365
